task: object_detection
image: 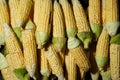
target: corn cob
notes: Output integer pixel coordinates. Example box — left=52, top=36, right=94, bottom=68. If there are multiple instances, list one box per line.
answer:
left=102, top=0, right=106, bottom=26
left=110, top=44, right=120, bottom=80
left=22, top=29, right=37, bottom=79
left=35, top=0, right=52, bottom=49
left=40, top=48, right=51, bottom=80
left=34, top=0, right=43, bottom=27
left=105, top=0, right=119, bottom=36
left=88, top=0, right=102, bottom=39
left=9, top=0, right=20, bottom=28
left=52, top=0, right=66, bottom=52
left=59, top=0, right=80, bottom=49
left=69, top=46, right=90, bottom=72
left=72, top=0, right=92, bottom=49
left=95, top=27, right=109, bottom=71
left=65, top=53, right=77, bottom=80
left=45, top=44, right=64, bottom=80
left=0, top=0, right=9, bottom=46
left=16, top=0, right=33, bottom=27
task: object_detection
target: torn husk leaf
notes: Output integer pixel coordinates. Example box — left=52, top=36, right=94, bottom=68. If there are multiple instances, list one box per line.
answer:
left=90, top=23, right=102, bottom=40
left=106, top=22, right=120, bottom=36
left=0, top=53, right=8, bottom=70
left=77, top=32, right=92, bottom=49
left=13, top=67, right=28, bottom=80
left=110, top=33, right=120, bottom=44
left=66, top=27, right=77, bottom=38
left=52, top=37, right=66, bottom=52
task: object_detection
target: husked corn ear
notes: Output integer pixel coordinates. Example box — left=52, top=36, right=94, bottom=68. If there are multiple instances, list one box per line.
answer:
left=95, top=27, right=109, bottom=71
left=40, top=48, right=51, bottom=77
left=105, top=0, right=119, bottom=36
left=35, top=0, right=52, bottom=49
left=9, top=0, right=20, bottom=28
left=110, top=44, right=120, bottom=80
left=45, top=44, right=64, bottom=80
left=52, top=0, right=66, bottom=52
left=34, top=0, right=43, bottom=27
left=72, top=0, right=92, bottom=49
left=69, top=46, right=90, bottom=71
left=1, top=67, right=18, bottom=80
left=0, top=0, right=9, bottom=46
left=59, top=0, right=77, bottom=38
left=102, top=0, right=106, bottom=25
left=88, top=0, right=102, bottom=39
left=22, top=29, right=37, bottom=79
left=16, top=0, right=33, bottom=27
left=65, top=53, right=77, bottom=80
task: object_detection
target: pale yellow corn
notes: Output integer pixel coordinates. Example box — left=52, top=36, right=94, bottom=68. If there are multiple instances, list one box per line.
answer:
left=1, top=67, right=18, bottom=80
left=110, top=44, right=120, bottom=80
left=95, top=27, right=109, bottom=70
left=65, top=53, right=77, bottom=80
left=40, top=48, right=51, bottom=77
left=22, top=29, right=37, bottom=79
left=72, top=0, right=90, bottom=32
left=45, top=44, right=64, bottom=80
left=16, top=0, right=33, bottom=27
left=9, top=0, right=20, bottom=28
left=102, top=0, right=106, bottom=25
left=69, top=46, right=90, bottom=71
left=79, top=69, right=86, bottom=80
left=34, top=0, right=43, bottom=27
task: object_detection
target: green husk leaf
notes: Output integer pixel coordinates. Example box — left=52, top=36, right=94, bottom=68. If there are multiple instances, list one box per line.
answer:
left=4, top=45, right=9, bottom=56
left=0, top=53, right=8, bottom=69
left=52, top=37, right=66, bottom=52
left=77, top=32, right=92, bottom=49
left=95, top=56, right=108, bottom=70
left=110, top=33, right=120, bottom=44
left=42, top=76, right=49, bottom=80
left=67, top=37, right=81, bottom=49
left=24, top=73, right=30, bottom=80
left=66, top=27, right=77, bottom=38
left=90, top=23, right=102, bottom=40
left=100, top=70, right=111, bottom=80
left=25, top=20, right=35, bottom=30
left=13, top=67, right=28, bottom=80
left=106, top=22, right=120, bottom=36
left=13, top=27, right=23, bottom=43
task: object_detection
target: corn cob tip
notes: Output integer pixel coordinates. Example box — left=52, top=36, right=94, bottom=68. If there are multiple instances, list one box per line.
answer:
left=67, top=37, right=81, bottom=49
left=40, top=70, right=51, bottom=77
left=90, top=72, right=99, bottom=80
left=106, top=22, right=120, bottom=36
left=57, top=74, right=64, bottom=80
left=90, top=23, right=102, bottom=40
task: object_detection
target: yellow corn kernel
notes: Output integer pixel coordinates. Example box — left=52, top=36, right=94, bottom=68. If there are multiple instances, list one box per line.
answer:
left=69, top=46, right=90, bottom=72
left=16, top=0, right=33, bottom=27
left=102, top=0, right=106, bottom=25
left=65, top=53, right=77, bottom=80
left=40, top=48, right=51, bottom=77
left=105, top=0, right=119, bottom=36
left=88, top=0, right=102, bottom=39
left=110, top=44, right=120, bottom=80
left=22, top=29, right=37, bottom=79
left=59, top=0, right=77, bottom=38
left=35, top=0, right=52, bottom=49
left=52, top=0, right=66, bottom=52
left=95, top=27, right=109, bottom=71
left=1, top=67, right=18, bottom=80
left=9, top=0, right=20, bottom=28
left=34, top=0, right=43, bottom=27
left=72, top=0, right=92, bottom=49
left=45, top=44, right=64, bottom=80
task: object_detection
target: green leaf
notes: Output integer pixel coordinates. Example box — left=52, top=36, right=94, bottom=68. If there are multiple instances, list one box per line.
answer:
left=0, top=53, right=8, bottom=69
left=110, top=33, right=120, bottom=44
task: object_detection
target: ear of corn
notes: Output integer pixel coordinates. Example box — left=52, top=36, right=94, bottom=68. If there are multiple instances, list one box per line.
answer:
left=52, top=0, right=66, bottom=52
left=22, top=29, right=37, bottom=79
left=105, top=0, right=119, bottom=36
left=35, top=0, right=52, bottom=49
left=88, top=0, right=102, bottom=39
left=0, top=0, right=9, bottom=46
left=69, top=46, right=90, bottom=72
left=102, top=0, right=106, bottom=26
left=16, top=0, right=33, bottom=27
left=45, top=44, right=64, bottom=80
left=110, top=44, right=120, bottom=80
left=40, top=48, right=51, bottom=78
left=65, top=53, right=77, bottom=80
left=72, top=0, right=92, bottom=49
left=95, top=27, right=109, bottom=71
